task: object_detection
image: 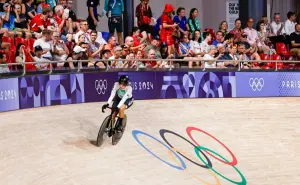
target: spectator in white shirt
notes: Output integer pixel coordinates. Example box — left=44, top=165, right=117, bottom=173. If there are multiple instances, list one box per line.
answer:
left=32, top=45, right=50, bottom=70
left=203, top=45, right=223, bottom=68
left=51, top=31, right=69, bottom=68
left=33, top=29, right=54, bottom=60
left=190, top=30, right=202, bottom=56
left=200, top=32, right=212, bottom=54
left=271, top=13, right=285, bottom=36
left=74, top=20, right=91, bottom=43
left=284, top=12, right=296, bottom=35
left=244, top=18, right=270, bottom=54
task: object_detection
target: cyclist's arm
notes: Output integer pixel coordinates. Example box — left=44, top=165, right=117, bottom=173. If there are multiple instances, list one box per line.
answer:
left=107, top=82, right=118, bottom=105
left=117, top=86, right=133, bottom=108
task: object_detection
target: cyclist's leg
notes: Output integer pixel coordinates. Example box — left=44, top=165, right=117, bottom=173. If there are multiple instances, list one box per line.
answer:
left=116, top=98, right=134, bottom=131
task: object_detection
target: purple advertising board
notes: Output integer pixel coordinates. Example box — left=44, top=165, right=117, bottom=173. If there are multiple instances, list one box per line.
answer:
left=19, top=74, right=84, bottom=109
left=277, top=72, right=300, bottom=97
left=119, top=72, right=160, bottom=100
left=84, top=72, right=118, bottom=102
left=159, top=72, right=236, bottom=99
left=236, top=72, right=279, bottom=97
left=0, top=78, right=19, bottom=112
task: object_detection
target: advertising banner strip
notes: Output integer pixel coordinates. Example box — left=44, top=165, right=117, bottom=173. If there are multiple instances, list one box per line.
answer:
left=0, top=78, right=19, bottom=112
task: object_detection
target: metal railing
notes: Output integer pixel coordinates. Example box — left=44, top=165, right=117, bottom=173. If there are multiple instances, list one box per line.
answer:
left=1, top=58, right=300, bottom=76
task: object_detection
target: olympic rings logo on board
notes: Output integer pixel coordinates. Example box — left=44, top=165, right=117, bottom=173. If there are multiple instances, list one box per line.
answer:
left=95, top=80, right=108, bottom=95
left=132, top=127, right=247, bottom=185
left=249, top=78, right=264, bottom=91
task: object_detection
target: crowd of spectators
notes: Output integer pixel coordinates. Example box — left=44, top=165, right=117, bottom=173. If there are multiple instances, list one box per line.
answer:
left=0, top=0, right=300, bottom=73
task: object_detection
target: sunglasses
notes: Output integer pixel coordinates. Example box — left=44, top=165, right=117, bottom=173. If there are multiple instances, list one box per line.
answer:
left=242, top=35, right=247, bottom=38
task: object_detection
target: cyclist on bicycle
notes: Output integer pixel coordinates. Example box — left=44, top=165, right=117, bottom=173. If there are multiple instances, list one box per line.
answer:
left=102, top=75, right=134, bottom=132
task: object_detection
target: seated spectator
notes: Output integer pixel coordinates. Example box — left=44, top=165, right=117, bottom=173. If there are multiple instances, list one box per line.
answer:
left=0, top=3, right=17, bottom=31
left=203, top=45, right=223, bottom=68
left=211, top=31, right=224, bottom=46
left=145, top=48, right=160, bottom=68
left=15, top=44, right=26, bottom=70
left=290, top=24, right=300, bottom=57
left=74, top=20, right=91, bottom=44
left=109, top=46, right=123, bottom=68
left=66, top=45, right=89, bottom=69
left=97, top=49, right=111, bottom=68
left=31, top=45, right=50, bottom=70
left=219, top=44, right=239, bottom=68
left=89, top=30, right=104, bottom=62
left=230, top=18, right=243, bottom=43
left=238, top=32, right=261, bottom=61
left=256, top=20, right=272, bottom=47
left=261, top=16, right=271, bottom=35
left=132, top=27, right=142, bottom=46
left=270, top=13, right=285, bottom=36
left=29, top=5, right=52, bottom=38
left=51, top=31, right=69, bottom=67
left=190, top=30, right=202, bottom=56
left=284, top=11, right=296, bottom=35
left=219, top=21, right=228, bottom=36
left=200, top=31, right=212, bottom=54
left=216, top=44, right=226, bottom=68
left=122, top=52, right=137, bottom=68
left=14, top=3, right=31, bottom=35
left=144, top=35, right=162, bottom=59
left=244, top=18, right=270, bottom=54
left=53, top=5, right=73, bottom=40
left=0, top=51, right=9, bottom=73
left=224, top=33, right=234, bottom=52
left=104, top=0, right=124, bottom=45
left=33, top=29, right=53, bottom=60
left=178, top=33, right=199, bottom=68
left=36, top=0, right=45, bottom=14
left=173, top=7, right=188, bottom=36
left=120, top=45, right=129, bottom=59
left=187, top=8, right=200, bottom=38
left=104, top=35, right=117, bottom=55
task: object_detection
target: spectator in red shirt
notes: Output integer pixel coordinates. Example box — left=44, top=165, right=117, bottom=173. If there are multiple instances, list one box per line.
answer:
left=160, top=4, right=178, bottom=55
left=30, top=5, right=52, bottom=38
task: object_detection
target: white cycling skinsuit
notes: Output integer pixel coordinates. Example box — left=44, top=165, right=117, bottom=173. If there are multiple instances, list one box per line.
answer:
left=107, top=82, right=134, bottom=109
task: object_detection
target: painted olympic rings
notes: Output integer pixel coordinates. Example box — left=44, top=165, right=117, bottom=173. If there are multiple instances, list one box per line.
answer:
left=131, top=127, right=247, bottom=185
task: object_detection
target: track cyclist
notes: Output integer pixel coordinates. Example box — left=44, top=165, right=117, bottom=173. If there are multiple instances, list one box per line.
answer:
left=102, top=75, right=134, bottom=133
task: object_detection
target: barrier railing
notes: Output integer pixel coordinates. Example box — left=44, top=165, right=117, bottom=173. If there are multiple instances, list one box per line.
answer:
left=1, top=58, right=300, bottom=76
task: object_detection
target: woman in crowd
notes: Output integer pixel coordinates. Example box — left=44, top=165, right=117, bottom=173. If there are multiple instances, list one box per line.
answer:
left=173, top=7, right=188, bottom=37
left=135, top=0, right=156, bottom=42
left=160, top=4, right=177, bottom=55
left=256, top=20, right=272, bottom=48
left=219, top=21, right=228, bottom=37
left=187, top=8, right=200, bottom=39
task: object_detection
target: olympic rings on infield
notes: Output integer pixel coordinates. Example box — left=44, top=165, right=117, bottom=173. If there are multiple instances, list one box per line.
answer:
left=132, top=130, right=186, bottom=170
left=186, top=126, right=238, bottom=166
left=195, top=146, right=247, bottom=185
left=168, top=148, right=221, bottom=185
left=131, top=127, right=246, bottom=185
left=159, top=129, right=212, bottom=169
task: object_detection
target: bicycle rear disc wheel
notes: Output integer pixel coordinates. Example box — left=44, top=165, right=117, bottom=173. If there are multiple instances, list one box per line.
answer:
left=96, top=116, right=111, bottom=147
left=112, top=115, right=127, bottom=145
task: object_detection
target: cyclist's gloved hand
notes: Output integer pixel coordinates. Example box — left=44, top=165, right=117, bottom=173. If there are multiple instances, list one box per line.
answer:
left=102, top=104, right=109, bottom=113
left=113, top=106, right=120, bottom=113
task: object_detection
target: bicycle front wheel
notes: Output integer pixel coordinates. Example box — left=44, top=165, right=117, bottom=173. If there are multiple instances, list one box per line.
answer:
left=96, top=115, right=111, bottom=147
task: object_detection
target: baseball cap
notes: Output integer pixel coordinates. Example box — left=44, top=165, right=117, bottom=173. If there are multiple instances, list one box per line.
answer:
left=34, top=45, right=43, bottom=52
left=73, top=45, right=86, bottom=53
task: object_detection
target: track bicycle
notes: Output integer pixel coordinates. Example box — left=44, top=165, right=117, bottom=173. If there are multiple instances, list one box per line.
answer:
left=96, top=107, right=127, bottom=147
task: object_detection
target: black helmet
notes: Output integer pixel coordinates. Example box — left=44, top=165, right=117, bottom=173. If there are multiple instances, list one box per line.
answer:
left=118, top=75, right=129, bottom=85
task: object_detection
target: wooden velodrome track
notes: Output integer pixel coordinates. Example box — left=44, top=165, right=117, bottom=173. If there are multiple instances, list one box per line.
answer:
left=0, top=98, right=299, bottom=185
